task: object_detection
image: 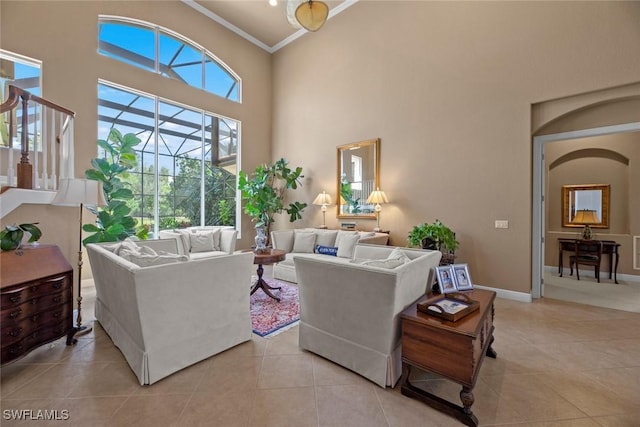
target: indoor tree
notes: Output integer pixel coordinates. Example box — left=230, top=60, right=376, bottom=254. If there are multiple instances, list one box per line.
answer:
left=83, top=128, right=149, bottom=244
left=238, top=158, right=307, bottom=244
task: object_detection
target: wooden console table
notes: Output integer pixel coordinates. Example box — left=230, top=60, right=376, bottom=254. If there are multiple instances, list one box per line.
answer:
left=400, top=289, right=497, bottom=427
left=1, top=245, right=75, bottom=364
left=557, top=238, right=620, bottom=283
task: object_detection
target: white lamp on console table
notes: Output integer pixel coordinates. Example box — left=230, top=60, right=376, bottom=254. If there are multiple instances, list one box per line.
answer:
left=312, top=190, right=333, bottom=229
left=366, top=188, right=389, bottom=232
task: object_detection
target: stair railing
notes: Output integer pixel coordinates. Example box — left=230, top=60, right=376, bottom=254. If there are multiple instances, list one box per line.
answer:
left=0, top=85, right=75, bottom=190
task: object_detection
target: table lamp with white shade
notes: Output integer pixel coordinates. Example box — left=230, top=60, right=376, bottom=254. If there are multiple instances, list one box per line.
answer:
left=366, top=188, right=389, bottom=232
left=312, top=190, right=333, bottom=229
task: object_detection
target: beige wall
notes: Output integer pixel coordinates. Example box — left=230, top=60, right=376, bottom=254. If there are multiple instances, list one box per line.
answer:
left=272, top=1, right=640, bottom=293
left=3, top=1, right=640, bottom=295
left=1, top=1, right=272, bottom=283
left=544, top=132, right=639, bottom=275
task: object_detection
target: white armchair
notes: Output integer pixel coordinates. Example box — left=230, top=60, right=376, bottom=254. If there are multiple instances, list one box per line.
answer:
left=294, top=244, right=441, bottom=388
left=86, top=238, right=254, bottom=385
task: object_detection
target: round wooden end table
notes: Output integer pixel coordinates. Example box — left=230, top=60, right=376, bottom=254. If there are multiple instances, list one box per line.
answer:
left=243, top=248, right=286, bottom=302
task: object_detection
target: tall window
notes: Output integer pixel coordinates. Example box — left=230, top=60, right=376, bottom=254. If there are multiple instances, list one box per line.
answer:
left=98, top=17, right=240, bottom=102
left=98, top=82, right=239, bottom=235
left=0, top=50, right=41, bottom=148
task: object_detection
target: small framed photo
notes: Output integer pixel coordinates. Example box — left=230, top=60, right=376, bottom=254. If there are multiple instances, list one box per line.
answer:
left=452, top=264, right=473, bottom=291
left=435, top=265, right=457, bottom=294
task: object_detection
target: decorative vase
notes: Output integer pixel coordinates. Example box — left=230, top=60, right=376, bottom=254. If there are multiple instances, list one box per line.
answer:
left=254, top=226, right=268, bottom=253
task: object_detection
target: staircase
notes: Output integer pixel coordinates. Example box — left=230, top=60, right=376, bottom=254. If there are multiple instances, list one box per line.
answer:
left=0, top=85, right=75, bottom=218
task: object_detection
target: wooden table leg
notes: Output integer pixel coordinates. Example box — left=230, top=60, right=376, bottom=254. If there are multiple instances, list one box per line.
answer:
left=400, top=363, right=479, bottom=427
left=250, top=263, right=281, bottom=302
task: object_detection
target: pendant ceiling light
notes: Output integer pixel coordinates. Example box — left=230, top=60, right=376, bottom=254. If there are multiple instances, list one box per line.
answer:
left=287, top=0, right=329, bottom=32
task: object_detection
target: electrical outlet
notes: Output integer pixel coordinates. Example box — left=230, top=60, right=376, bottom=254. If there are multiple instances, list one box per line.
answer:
left=495, top=220, right=509, bottom=229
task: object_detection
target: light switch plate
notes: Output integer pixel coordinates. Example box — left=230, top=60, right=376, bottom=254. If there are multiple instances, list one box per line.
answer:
left=495, top=220, right=509, bottom=229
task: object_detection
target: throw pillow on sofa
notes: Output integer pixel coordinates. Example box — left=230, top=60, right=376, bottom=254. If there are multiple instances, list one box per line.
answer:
left=335, top=231, right=360, bottom=258
left=360, top=258, right=406, bottom=269
left=191, top=228, right=221, bottom=251
left=293, top=231, right=317, bottom=253
left=174, top=229, right=192, bottom=253
left=189, top=230, right=219, bottom=253
left=118, top=241, right=189, bottom=267
left=387, top=247, right=412, bottom=264
left=314, top=230, right=338, bottom=247
left=315, top=245, right=338, bottom=256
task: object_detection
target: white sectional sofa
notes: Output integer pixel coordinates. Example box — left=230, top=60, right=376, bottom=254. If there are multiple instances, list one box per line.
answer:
left=158, top=226, right=237, bottom=259
left=294, top=244, right=442, bottom=388
left=270, top=228, right=390, bottom=283
left=86, top=238, right=254, bottom=385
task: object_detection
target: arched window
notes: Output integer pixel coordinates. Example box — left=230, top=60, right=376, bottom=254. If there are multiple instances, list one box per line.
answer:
left=98, top=16, right=240, bottom=102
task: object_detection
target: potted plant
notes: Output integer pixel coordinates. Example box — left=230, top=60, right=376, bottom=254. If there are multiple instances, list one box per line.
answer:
left=238, top=158, right=307, bottom=249
left=408, top=219, right=458, bottom=255
left=83, top=128, right=149, bottom=245
left=1, top=223, right=42, bottom=251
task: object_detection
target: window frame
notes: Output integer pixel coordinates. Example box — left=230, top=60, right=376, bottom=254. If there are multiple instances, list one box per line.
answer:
left=98, top=15, right=242, bottom=103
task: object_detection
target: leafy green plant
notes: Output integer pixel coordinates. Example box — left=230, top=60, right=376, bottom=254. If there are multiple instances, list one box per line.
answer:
left=82, top=128, right=148, bottom=245
left=0, top=223, right=42, bottom=251
left=340, top=173, right=360, bottom=213
left=217, top=199, right=234, bottom=226
left=238, top=158, right=307, bottom=239
left=407, top=219, right=458, bottom=253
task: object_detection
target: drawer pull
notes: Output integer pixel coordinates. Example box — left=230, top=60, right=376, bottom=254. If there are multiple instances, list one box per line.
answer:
left=52, top=311, right=62, bottom=318
left=9, top=328, right=23, bottom=337
left=31, top=314, right=40, bottom=322
left=9, top=345, right=24, bottom=355
left=30, top=298, right=40, bottom=305
left=52, top=296, right=62, bottom=303
left=10, top=295, right=21, bottom=303
left=9, top=309, right=22, bottom=319
left=52, top=282, right=63, bottom=289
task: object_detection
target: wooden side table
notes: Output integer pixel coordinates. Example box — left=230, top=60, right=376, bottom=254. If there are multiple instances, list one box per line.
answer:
left=244, top=249, right=286, bottom=302
left=399, top=289, right=497, bottom=427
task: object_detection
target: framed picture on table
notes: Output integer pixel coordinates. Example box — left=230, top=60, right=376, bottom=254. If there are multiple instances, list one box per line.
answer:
left=435, top=265, right=456, bottom=294
left=452, top=264, right=473, bottom=291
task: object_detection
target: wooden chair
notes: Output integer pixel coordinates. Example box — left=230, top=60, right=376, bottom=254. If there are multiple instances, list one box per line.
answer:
left=570, top=240, right=604, bottom=282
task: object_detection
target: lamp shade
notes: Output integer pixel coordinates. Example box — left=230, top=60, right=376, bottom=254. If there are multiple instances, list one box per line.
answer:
left=313, top=191, right=332, bottom=206
left=295, top=0, right=329, bottom=32
left=52, top=178, right=102, bottom=207
left=366, top=188, right=389, bottom=205
left=572, top=209, right=599, bottom=224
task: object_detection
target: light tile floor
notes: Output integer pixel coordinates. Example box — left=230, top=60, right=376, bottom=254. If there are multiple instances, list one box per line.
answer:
left=2, top=277, right=640, bottom=426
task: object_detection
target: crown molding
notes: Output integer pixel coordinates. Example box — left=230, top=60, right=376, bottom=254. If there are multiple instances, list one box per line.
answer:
left=183, top=0, right=359, bottom=54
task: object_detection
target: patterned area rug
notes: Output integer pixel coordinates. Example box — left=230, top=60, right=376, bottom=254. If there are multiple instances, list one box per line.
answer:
left=250, top=279, right=300, bottom=337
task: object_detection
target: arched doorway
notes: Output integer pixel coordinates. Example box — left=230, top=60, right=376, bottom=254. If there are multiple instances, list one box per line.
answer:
left=531, top=89, right=640, bottom=303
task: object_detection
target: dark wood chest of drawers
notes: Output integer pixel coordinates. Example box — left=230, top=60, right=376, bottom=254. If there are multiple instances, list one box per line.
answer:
left=1, top=245, right=74, bottom=364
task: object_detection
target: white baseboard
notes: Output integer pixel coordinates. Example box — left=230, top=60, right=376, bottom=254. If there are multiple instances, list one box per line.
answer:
left=473, top=285, right=532, bottom=303
left=544, top=265, right=640, bottom=283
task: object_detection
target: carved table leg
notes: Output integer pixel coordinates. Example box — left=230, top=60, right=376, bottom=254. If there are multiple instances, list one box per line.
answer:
left=486, top=336, right=497, bottom=358
left=250, top=263, right=281, bottom=302
left=460, top=386, right=475, bottom=416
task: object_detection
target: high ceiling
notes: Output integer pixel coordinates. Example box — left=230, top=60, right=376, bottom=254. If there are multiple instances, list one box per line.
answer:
left=183, top=0, right=353, bottom=52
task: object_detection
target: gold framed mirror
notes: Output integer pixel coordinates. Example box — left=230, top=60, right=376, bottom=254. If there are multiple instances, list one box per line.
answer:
left=337, top=138, right=380, bottom=219
left=562, top=184, right=610, bottom=228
